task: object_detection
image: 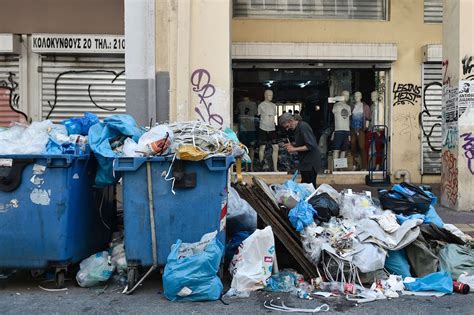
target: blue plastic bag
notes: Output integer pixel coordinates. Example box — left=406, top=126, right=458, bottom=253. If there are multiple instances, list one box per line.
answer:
left=88, top=115, right=143, bottom=186
left=288, top=201, right=316, bottom=232
left=163, top=232, right=224, bottom=302
left=396, top=205, right=444, bottom=228
left=284, top=180, right=313, bottom=200
left=404, top=271, right=453, bottom=293
left=384, top=249, right=412, bottom=278
left=62, top=112, right=99, bottom=136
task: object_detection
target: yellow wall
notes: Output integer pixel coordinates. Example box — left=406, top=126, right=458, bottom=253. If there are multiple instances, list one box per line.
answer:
left=232, top=0, right=442, bottom=183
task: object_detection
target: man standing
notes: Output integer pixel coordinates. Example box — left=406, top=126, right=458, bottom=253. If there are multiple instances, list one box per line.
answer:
left=279, top=113, right=321, bottom=189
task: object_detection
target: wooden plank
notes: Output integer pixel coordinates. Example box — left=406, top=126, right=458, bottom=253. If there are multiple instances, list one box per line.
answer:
left=233, top=183, right=318, bottom=279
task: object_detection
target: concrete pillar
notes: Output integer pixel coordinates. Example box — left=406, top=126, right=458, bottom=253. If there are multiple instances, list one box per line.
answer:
left=124, top=0, right=157, bottom=126
left=441, top=0, right=474, bottom=210
left=161, top=0, right=232, bottom=128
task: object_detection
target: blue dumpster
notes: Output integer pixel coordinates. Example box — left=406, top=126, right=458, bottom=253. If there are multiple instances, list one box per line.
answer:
left=114, top=155, right=234, bottom=288
left=0, top=153, right=114, bottom=286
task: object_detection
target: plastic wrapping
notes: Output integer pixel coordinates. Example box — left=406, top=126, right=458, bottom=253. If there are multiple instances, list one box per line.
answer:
left=0, top=121, right=54, bottom=155
left=76, top=251, right=115, bottom=287
left=288, top=201, right=316, bottom=232
left=340, top=191, right=381, bottom=221
left=137, top=125, right=174, bottom=156
left=227, top=187, right=257, bottom=235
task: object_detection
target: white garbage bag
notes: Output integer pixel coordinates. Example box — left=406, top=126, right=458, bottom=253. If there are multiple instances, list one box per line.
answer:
left=352, top=243, right=386, bottom=273
left=137, top=125, right=174, bottom=156
left=228, top=226, right=275, bottom=294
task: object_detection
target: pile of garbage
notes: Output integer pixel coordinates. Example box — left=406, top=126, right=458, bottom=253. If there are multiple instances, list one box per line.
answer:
left=227, top=179, right=474, bottom=305
left=0, top=114, right=247, bottom=186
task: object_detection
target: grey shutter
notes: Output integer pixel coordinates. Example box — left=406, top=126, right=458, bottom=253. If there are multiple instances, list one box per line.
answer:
left=41, top=55, right=126, bottom=122
left=424, top=0, right=443, bottom=23
left=233, top=0, right=387, bottom=20
left=421, top=63, right=442, bottom=174
left=0, top=55, right=22, bottom=126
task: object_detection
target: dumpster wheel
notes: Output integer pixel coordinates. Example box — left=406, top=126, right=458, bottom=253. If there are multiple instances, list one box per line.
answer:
left=55, top=270, right=65, bottom=289
left=127, top=267, right=138, bottom=290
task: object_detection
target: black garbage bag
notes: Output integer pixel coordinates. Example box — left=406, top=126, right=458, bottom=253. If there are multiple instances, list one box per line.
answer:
left=308, top=192, right=339, bottom=222
left=398, top=182, right=432, bottom=213
left=378, top=189, right=429, bottom=215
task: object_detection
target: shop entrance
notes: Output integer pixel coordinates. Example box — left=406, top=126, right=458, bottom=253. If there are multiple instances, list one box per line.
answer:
left=232, top=63, right=389, bottom=174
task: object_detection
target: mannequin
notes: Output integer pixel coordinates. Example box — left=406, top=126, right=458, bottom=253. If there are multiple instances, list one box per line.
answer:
left=350, top=91, right=370, bottom=170
left=366, top=91, right=384, bottom=170
left=258, top=90, right=279, bottom=171
left=237, top=96, right=257, bottom=171
left=331, top=90, right=351, bottom=159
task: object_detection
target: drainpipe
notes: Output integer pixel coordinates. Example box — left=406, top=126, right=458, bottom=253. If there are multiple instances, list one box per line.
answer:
left=394, top=169, right=411, bottom=183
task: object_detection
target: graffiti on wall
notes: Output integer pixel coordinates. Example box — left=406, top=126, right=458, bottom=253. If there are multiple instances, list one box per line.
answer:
left=393, top=112, right=418, bottom=140
left=190, top=68, right=224, bottom=126
left=442, top=127, right=458, bottom=149
left=419, top=81, right=442, bottom=152
left=442, top=59, right=451, bottom=86
left=462, top=55, right=474, bottom=80
left=392, top=83, right=421, bottom=106
left=45, top=70, right=124, bottom=119
left=0, top=72, right=28, bottom=124
left=441, top=150, right=458, bottom=206
left=460, top=132, right=474, bottom=175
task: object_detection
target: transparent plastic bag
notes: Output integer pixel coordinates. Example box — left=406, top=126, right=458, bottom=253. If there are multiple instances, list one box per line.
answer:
left=0, top=121, right=53, bottom=155
left=340, top=190, right=382, bottom=221
left=76, top=251, right=115, bottom=287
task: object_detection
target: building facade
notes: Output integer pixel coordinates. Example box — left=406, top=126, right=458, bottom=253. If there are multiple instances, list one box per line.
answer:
left=0, top=0, right=125, bottom=125
left=1, top=0, right=446, bottom=186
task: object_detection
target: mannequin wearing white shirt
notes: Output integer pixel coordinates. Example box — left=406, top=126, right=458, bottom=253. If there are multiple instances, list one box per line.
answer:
left=258, top=90, right=279, bottom=171
left=331, top=90, right=351, bottom=159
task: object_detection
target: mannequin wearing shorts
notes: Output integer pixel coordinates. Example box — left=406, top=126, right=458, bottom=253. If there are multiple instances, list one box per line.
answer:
left=258, top=90, right=279, bottom=171
left=332, top=90, right=351, bottom=159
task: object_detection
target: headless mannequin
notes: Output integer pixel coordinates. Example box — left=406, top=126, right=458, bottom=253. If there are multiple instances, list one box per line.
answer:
left=332, top=90, right=351, bottom=159
left=350, top=91, right=369, bottom=170
left=258, top=90, right=279, bottom=172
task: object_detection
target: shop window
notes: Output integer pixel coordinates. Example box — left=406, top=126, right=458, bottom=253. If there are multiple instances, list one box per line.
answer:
left=424, top=0, right=443, bottom=23
left=233, top=0, right=388, bottom=20
left=232, top=66, right=389, bottom=174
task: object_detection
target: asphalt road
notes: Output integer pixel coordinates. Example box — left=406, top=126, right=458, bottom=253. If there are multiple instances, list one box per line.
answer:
left=1, top=272, right=473, bottom=315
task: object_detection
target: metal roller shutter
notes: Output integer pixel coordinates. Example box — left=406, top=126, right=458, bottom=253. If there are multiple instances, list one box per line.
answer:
left=421, top=63, right=442, bottom=174
left=40, top=55, right=126, bottom=122
left=424, top=0, right=443, bottom=23
left=233, top=0, right=387, bottom=20
left=0, top=55, right=23, bottom=127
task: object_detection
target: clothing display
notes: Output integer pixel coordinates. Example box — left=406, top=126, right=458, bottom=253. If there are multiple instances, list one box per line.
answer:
left=332, top=102, right=351, bottom=131
left=333, top=130, right=350, bottom=151
left=257, top=101, right=276, bottom=132
left=258, top=129, right=277, bottom=143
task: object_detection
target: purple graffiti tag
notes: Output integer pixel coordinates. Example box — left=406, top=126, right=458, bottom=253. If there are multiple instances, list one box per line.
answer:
left=460, top=132, right=474, bottom=175
left=190, top=69, right=224, bottom=126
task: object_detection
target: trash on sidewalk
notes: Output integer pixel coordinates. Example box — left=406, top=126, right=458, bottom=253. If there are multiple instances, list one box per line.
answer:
left=227, top=226, right=275, bottom=297
left=163, top=231, right=223, bottom=302
left=231, top=178, right=474, bottom=309
left=76, top=251, right=115, bottom=288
